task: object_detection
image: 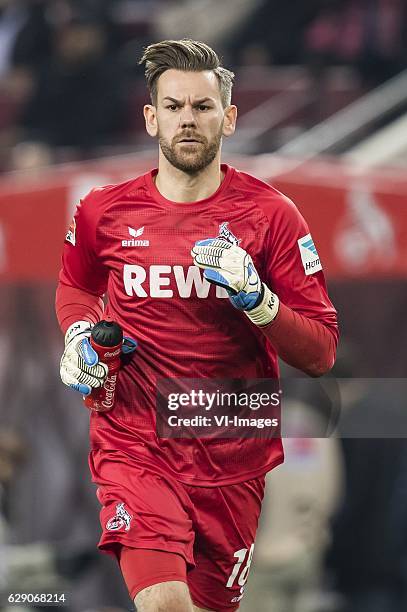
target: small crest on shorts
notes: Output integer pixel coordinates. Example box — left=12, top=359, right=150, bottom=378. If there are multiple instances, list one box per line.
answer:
left=65, top=217, right=76, bottom=246
left=106, top=502, right=132, bottom=531
left=218, top=221, right=241, bottom=246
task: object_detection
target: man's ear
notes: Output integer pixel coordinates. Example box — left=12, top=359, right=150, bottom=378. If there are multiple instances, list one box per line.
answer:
left=222, top=105, right=237, bottom=137
left=144, top=104, right=158, bottom=137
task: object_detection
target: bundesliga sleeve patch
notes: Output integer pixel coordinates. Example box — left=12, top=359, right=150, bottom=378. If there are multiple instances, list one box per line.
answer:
left=65, top=217, right=76, bottom=246
left=297, top=233, right=322, bottom=275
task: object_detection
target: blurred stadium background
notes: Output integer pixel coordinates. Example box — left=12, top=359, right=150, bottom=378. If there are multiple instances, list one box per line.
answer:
left=0, top=0, right=407, bottom=611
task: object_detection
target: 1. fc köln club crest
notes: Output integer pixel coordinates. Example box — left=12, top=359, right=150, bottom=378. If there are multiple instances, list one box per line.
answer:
left=217, top=222, right=241, bottom=246
left=106, top=502, right=132, bottom=531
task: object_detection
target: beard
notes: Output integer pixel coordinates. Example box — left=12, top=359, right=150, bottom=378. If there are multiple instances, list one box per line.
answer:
left=158, top=124, right=223, bottom=175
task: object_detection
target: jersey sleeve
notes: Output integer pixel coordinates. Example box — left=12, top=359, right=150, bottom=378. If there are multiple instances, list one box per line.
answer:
left=264, top=195, right=338, bottom=340
left=59, top=189, right=109, bottom=296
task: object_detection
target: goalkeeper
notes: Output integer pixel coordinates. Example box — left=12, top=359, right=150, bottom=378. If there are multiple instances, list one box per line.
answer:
left=56, top=39, right=338, bottom=612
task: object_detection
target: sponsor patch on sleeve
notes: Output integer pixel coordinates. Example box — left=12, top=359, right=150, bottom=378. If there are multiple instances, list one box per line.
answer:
left=298, top=233, right=322, bottom=275
left=65, top=217, right=76, bottom=246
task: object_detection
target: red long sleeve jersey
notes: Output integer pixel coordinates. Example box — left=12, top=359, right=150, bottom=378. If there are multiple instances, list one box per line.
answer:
left=59, top=164, right=338, bottom=486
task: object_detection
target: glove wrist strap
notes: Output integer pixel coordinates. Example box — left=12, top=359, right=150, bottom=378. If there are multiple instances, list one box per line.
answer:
left=245, top=283, right=279, bottom=327
left=65, top=320, right=93, bottom=346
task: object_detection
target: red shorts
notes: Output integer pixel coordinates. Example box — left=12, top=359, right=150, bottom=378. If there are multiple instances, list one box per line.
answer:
left=89, top=449, right=266, bottom=611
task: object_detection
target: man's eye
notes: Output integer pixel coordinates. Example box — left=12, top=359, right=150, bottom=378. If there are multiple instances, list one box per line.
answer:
left=167, top=104, right=178, bottom=111
left=198, top=105, right=210, bottom=111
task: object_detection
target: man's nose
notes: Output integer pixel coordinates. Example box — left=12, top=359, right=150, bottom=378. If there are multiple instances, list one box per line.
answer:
left=179, top=105, right=196, bottom=127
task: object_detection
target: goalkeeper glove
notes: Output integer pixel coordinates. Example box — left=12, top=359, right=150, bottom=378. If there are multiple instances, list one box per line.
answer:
left=60, top=321, right=108, bottom=396
left=191, top=238, right=279, bottom=327
left=60, top=321, right=137, bottom=396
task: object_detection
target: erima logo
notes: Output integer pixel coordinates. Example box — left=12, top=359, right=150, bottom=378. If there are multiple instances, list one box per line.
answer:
left=298, top=233, right=322, bottom=275
left=122, top=226, right=150, bottom=247
left=218, top=222, right=240, bottom=246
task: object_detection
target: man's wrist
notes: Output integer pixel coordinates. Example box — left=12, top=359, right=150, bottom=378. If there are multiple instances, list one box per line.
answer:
left=245, top=283, right=279, bottom=327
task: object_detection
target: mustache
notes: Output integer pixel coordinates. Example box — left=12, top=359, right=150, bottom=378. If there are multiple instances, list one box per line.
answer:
left=173, top=132, right=206, bottom=144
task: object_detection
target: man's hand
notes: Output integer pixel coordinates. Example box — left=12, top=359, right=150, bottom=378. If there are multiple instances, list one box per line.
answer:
left=60, top=321, right=108, bottom=396
left=60, top=321, right=138, bottom=396
left=191, top=238, right=279, bottom=326
left=191, top=238, right=262, bottom=309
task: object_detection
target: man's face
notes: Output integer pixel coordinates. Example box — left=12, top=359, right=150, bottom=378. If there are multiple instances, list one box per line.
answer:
left=144, top=69, right=236, bottom=174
